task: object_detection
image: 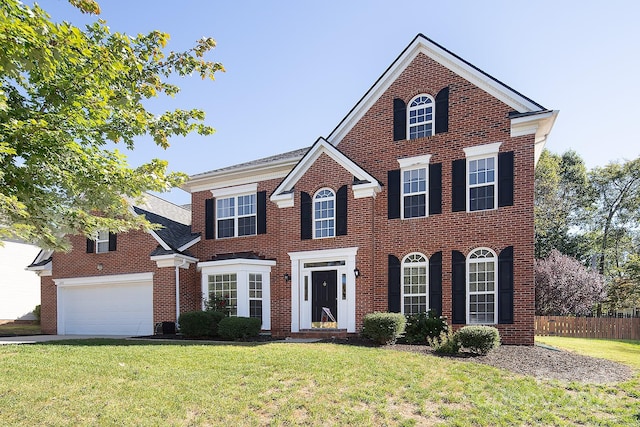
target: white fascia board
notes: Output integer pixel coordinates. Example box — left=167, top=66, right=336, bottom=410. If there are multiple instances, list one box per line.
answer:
left=352, top=181, right=381, bottom=199
left=26, top=260, right=52, bottom=276
left=184, top=158, right=301, bottom=194
left=271, top=138, right=380, bottom=207
left=328, top=36, right=542, bottom=146
left=463, top=142, right=502, bottom=158
left=271, top=192, right=295, bottom=208
left=177, top=236, right=200, bottom=252
left=148, top=229, right=172, bottom=251
left=150, top=253, right=198, bottom=269
left=288, top=246, right=359, bottom=263
left=510, top=110, right=559, bottom=166
left=54, top=272, right=154, bottom=288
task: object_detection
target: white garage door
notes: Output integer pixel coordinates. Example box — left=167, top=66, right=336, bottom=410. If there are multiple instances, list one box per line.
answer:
left=56, top=273, right=154, bottom=336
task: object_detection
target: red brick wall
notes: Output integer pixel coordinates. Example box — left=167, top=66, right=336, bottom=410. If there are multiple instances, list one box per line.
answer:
left=40, top=230, right=190, bottom=334
left=190, top=51, right=536, bottom=344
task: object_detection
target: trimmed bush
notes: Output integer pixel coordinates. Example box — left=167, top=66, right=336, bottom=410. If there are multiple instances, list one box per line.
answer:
left=403, top=310, right=448, bottom=344
left=456, top=325, right=501, bottom=355
left=218, top=317, right=262, bottom=340
left=361, top=312, right=406, bottom=345
left=178, top=310, right=225, bottom=338
left=33, top=304, right=41, bottom=324
left=428, top=330, right=461, bottom=355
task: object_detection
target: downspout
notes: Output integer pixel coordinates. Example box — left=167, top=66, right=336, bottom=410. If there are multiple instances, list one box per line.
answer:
left=175, top=258, right=188, bottom=328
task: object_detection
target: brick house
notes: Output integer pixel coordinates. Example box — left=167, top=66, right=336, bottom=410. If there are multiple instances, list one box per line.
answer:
left=32, top=34, right=557, bottom=344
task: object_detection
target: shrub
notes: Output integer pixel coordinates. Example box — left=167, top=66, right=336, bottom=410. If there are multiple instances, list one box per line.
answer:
left=204, top=294, right=231, bottom=317
left=361, top=312, right=406, bottom=345
left=33, top=304, right=41, bottom=324
left=404, top=310, right=448, bottom=344
left=428, top=330, right=461, bottom=355
left=178, top=311, right=225, bottom=338
left=217, top=317, right=262, bottom=340
left=456, top=325, right=500, bottom=355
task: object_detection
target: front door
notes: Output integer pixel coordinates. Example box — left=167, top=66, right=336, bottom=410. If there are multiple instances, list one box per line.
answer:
left=311, top=270, right=337, bottom=327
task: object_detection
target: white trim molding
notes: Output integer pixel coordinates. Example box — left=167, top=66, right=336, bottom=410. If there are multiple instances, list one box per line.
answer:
left=271, top=138, right=381, bottom=208
left=150, top=254, right=198, bottom=269
left=510, top=110, right=559, bottom=166
left=54, top=272, right=154, bottom=288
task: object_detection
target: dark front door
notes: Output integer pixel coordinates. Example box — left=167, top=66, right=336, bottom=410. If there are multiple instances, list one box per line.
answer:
left=311, top=270, right=338, bottom=323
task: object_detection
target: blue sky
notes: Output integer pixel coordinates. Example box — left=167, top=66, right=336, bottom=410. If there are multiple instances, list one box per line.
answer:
left=42, top=0, right=640, bottom=204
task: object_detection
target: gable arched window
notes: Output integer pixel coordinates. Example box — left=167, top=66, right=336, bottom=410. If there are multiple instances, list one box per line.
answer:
left=402, top=253, right=428, bottom=315
left=407, top=94, right=435, bottom=140
left=467, top=248, right=497, bottom=324
left=313, top=188, right=335, bottom=238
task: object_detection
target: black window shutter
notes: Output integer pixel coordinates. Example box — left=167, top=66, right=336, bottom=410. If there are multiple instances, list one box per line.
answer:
left=498, top=246, right=514, bottom=324
left=393, top=98, right=406, bottom=141
left=336, top=185, right=347, bottom=236
left=388, top=255, right=401, bottom=313
left=452, top=250, right=466, bottom=324
left=498, top=151, right=514, bottom=207
left=300, top=191, right=312, bottom=240
left=428, top=163, right=442, bottom=215
left=452, top=159, right=466, bottom=212
left=435, top=86, right=449, bottom=134
left=387, top=169, right=401, bottom=219
left=257, top=191, right=267, bottom=235
left=108, top=232, right=117, bottom=252
left=429, top=251, right=443, bottom=316
left=86, top=238, right=94, bottom=254
left=205, top=198, right=215, bottom=239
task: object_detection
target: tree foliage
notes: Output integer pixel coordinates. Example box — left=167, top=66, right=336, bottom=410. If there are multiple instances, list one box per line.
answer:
left=534, top=149, right=590, bottom=259
left=535, top=250, right=606, bottom=316
left=0, top=0, right=224, bottom=250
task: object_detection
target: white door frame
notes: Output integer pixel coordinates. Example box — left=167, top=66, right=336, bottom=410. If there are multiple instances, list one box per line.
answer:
left=289, top=247, right=358, bottom=332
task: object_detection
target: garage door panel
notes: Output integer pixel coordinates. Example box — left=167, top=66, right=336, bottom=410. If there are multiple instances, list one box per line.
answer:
left=59, top=280, right=153, bottom=336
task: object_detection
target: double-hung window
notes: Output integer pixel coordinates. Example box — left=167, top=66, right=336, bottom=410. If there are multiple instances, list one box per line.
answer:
left=212, top=184, right=258, bottom=239
left=407, top=94, right=435, bottom=139
left=208, top=273, right=238, bottom=316
left=314, top=188, right=335, bottom=238
left=248, top=273, right=263, bottom=319
left=463, top=142, right=501, bottom=212
left=95, top=230, right=110, bottom=253
left=467, top=248, right=497, bottom=324
left=398, top=154, right=431, bottom=219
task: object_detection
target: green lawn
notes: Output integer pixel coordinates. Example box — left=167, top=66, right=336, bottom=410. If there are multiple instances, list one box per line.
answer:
left=0, top=322, right=40, bottom=336
left=0, top=339, right=638, bottom=426
left=536, top=336, right=640, bottom=370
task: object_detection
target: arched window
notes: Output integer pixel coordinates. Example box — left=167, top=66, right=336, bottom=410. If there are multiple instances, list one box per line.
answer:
left=407, top=94, right=435, bottom=140
left=467, top=248, right=497, bottom=324
left=402, top=253, right=428, bottom=315
left=313, top=188, right=335, bottom=238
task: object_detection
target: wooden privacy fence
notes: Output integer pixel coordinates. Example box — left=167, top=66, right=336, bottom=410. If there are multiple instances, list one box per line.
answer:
left=535, top=316, right=640, bottom=340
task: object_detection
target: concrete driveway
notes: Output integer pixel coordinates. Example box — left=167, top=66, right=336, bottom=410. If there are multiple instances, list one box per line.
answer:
left=0, top=335, right=131, bottom=345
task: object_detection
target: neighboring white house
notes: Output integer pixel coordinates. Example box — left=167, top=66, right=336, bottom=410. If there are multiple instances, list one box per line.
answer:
left=0, top=240, right=42, bottom=320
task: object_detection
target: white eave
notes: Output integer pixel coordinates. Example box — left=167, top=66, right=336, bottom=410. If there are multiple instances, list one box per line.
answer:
left=328, top=34, right=547, bottom=146
left=183, top=155, right=305, bottom=194
left=150, top=253, right=199, bottom=269
left=510, top=110, right=559, bottom=166
left=270, top=138, right=382, bottom=208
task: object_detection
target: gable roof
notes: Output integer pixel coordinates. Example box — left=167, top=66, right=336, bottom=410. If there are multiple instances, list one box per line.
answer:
left=133, top=206, right=200, bottom=253
left=327, top=33, right=552, bottom=146
left=270, top=138, right=381, bottom=208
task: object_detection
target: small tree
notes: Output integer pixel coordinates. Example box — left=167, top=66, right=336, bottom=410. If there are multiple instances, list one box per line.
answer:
left=535, top=250, right=606, bottom=315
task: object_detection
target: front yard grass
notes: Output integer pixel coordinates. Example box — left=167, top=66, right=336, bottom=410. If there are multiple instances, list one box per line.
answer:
left=536, top=336, right=640, bottom=370
left=0, top=339, right=638, bottom=426
left=0, top=321, right=40, bottom=336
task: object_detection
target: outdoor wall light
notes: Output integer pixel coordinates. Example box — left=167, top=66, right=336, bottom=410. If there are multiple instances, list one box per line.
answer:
left=354, top=268, right=360, bottom=278
left=284, top=273, right=291, bottom=282
left=97, top=263, right=104, bottom=271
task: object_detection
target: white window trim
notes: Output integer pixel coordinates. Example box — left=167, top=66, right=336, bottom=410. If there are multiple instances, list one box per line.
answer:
left=198, top=259, right=275, bottom=330
left=214, top=191, right=257, bottom=239
left=398, top=155, right=431, bottom=219
left=95, top=230, right=109, bottom=254
left=407, top=94, right=435, bottom=140
left=466, top=247, right=498, bottom=325
left=401, top=253, right=429, bottom=315
left=463, top=142, right=502, bottom=213
left=313, top=187, right=336, bottom=239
